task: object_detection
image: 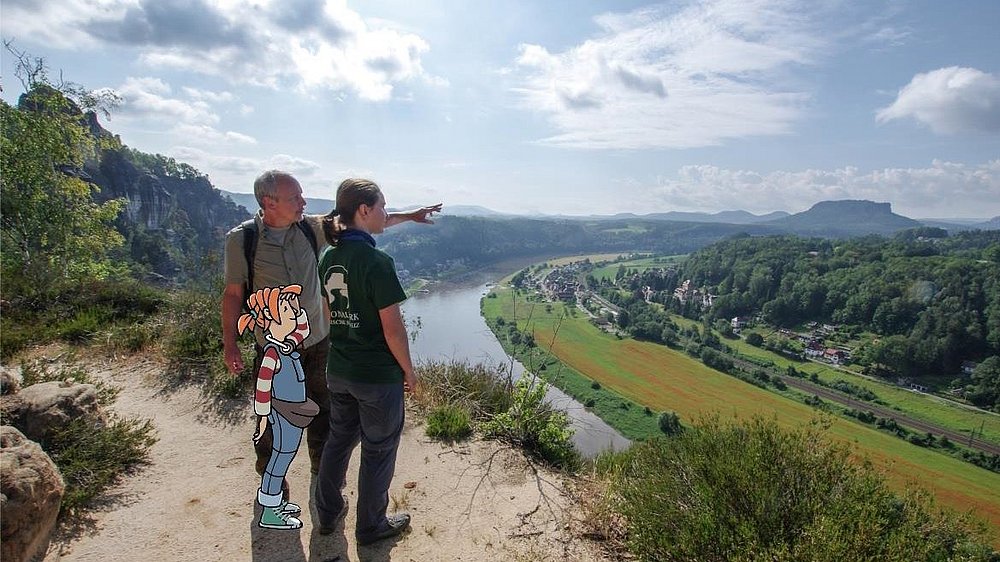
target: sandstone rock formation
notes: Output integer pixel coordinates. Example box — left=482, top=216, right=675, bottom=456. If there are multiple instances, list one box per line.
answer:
left=0, top=425, right=65, bottom=562
left=9, top=381, right=106, bottom=443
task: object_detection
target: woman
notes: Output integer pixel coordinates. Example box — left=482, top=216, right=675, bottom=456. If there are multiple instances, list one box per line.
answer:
left=315, top=178, right=418, bottom=546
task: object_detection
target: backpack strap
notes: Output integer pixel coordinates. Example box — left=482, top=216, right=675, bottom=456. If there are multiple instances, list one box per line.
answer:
left=295, top=219, right=319, bottom=258
left=239, top=219, right=259, bottom=308
left=240, top=218, right=318, bottom=308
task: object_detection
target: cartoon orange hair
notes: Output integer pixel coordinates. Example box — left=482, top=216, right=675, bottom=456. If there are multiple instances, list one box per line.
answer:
left=238, top=284, right=303, bottom=336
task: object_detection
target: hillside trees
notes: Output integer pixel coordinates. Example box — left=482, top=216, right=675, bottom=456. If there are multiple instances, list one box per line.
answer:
left=679, top=232, right=1000, bottom=379
left=968, top=356, right=1000, bottom=412
left=1, top=46, right=125, bottom=292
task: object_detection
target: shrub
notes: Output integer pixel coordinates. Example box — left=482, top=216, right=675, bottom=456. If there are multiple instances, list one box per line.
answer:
left=481, top=377, right=578, bottom=471
left=414, top=361, right=513, bottom=421
left=425, top=404, right=473, bottom=442
left=0, top=279, right=167, bottom=357
left=657, top=411, right=683, bottom=435
left=106, top=320, right=163, bottom=353
left=591, top=380, right=602, bottom=390
left=41, top=416, right=156, bottom=514
left=21, top=361, right=156, bottom=515
left=591, top=416, right=994, bottom=561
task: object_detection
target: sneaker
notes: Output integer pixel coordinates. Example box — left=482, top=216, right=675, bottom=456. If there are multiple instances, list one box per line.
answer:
left=279, top=500, right=301, bottom=516
left=356, top=513, right=410, bottom=546
left=317, top=499, right=349, bottom=536
left=259, top=506, right=303, bottom=530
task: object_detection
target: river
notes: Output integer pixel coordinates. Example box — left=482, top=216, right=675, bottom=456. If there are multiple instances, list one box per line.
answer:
left=402, top=280, right=630, bottom=458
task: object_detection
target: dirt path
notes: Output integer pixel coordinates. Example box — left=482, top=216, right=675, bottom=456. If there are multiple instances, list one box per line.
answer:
left=38, top=351, right=608, bottom=562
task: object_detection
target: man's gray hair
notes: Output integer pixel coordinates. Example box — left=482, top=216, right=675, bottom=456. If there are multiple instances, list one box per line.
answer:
left=253, top=170, right=297, bottom=208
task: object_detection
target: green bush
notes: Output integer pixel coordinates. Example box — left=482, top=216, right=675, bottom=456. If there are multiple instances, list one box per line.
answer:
left=164, top=290, right=223, bottom=361
left=41, top=416, right=156, bottom=514
left=415, top=360, right=513, bottom=421
left=106, top=320, right=164, bottom=353
left=481, top=377, right=579, bottom=471
left=20, top=361, right=156, bottom=515
left=592, top=416, right=995, bottom=561
left=425, top=404, right=473, bottom=442
left=57, top=306, right=114, bottom=343
left=0, top=279, right=167, bottom=356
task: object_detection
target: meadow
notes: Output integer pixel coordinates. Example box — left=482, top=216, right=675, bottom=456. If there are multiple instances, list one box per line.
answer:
left=483, top=283, right=1000, bottom=534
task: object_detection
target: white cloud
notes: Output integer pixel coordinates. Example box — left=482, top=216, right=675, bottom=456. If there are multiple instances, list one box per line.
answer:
left=268, top=154, right=322, bottom=176
left=182, top=87, right=235, bottom=103
left=511, top=0, right=828, bottom=149
left=876, top=67, right=1000, bottom=134
left=2, top=0, right=434, bottom=102
left=115, top=77, right=218, bottom=124
left=646, top=160, right=1000, bottom=217
left=173, top=124, right=257, bottom=146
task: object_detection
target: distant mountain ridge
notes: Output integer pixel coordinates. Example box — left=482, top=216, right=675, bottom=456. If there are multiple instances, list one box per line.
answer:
left=221, top=189, right=996, bottom=238
left=762, top=200, right=922, bottom=236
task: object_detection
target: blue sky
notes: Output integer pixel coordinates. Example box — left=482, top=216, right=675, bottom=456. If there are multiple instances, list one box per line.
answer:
left=3, top=0, right=999, bottom=218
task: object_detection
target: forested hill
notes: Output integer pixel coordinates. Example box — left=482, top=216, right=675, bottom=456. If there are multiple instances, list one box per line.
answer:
left=81, top=122, right=248, bottom=281
left=379, top=216, right=780, bottom=276
left=679, top=230, right=1000, bottom=379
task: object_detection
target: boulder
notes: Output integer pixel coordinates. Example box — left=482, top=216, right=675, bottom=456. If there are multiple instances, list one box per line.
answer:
left=0, top=365, right=21, bottom=395
left=13, top=381, right=106, bottom=443
left=1, top=425, right=65, bottom=562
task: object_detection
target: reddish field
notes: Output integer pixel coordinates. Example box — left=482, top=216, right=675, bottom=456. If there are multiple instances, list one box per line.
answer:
left=524, top=306, right=1000, bottom=537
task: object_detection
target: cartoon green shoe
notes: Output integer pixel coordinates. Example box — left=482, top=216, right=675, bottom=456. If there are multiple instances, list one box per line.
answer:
left=259, top=506, right=303, bottom=530
left=279, top=501, right=301, bottom=516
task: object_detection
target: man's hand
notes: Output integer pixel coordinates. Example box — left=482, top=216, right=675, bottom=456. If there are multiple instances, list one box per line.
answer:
left=225, top=345, right=245, bottom=375
left=403, top=370, right=419, bottom=395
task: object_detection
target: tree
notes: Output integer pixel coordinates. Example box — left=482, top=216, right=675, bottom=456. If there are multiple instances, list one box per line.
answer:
left=1, top=45, right=125, bottom=291
left=968, top=356, right=1000, bottom=412
left=746, top=332, right=764, bottom=347
left=658, top=411, right=683, bottom=435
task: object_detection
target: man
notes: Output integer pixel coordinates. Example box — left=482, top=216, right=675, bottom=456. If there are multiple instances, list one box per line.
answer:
left=222, top=170, right=440, bottom=496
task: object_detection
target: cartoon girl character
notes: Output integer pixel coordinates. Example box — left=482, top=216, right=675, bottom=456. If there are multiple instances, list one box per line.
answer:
left=238, top=284, right=319, bottom=530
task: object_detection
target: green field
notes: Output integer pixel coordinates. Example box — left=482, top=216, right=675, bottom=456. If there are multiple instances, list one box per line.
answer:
left=591, top=254, right=686, bottom=282
left=484, top=284, right=1000, bottom=535
left=671, top=315, right=1000, bottom=446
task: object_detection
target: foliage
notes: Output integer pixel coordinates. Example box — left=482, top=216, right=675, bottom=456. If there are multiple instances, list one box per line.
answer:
left=676, top=232, right=1000, bottom=379
left=657, top=411, right=683, bottom=435
left=414, top=360, right=514, bottom=422
left=425, top=404, right=473, bottom=442
left=0, top=279, right=168, bottom=359
left=1, top=46, right=126, bottom=290
left=42, top=417, right=157, bottom=515
left=967, top=356, right=1000, bottom=412
left=592, top=416, right=996, bottom=561
left=21, top=361, right=157, bottom=515
left=481, top=377, right=579, bottom=470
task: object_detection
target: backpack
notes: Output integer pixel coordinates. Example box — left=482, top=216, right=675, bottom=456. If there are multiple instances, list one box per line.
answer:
left=239, top=218, right=319, bottom=306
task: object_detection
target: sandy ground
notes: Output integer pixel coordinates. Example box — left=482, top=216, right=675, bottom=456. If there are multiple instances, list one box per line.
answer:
left=33, top=349, right=609, bottom=562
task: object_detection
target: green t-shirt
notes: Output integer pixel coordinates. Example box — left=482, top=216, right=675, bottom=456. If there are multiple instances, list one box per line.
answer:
left=319, top=239, right=407, bottom=383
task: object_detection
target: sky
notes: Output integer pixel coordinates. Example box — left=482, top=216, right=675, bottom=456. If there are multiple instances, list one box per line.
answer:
left=2, top=0, right=999, bottom=219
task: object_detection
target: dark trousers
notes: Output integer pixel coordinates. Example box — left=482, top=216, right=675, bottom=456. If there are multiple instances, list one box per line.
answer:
left=315, top=378, right=404, bottom=537
left=253, top=336, right=330, bottom=475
